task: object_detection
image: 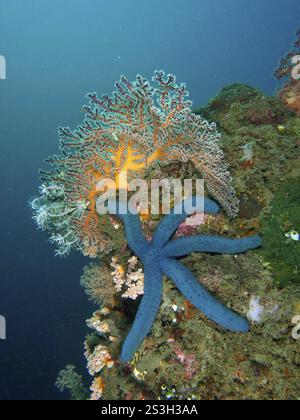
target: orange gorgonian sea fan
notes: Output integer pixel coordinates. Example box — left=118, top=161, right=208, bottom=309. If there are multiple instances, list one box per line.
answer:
left=31, top=71, right=239, bottom=257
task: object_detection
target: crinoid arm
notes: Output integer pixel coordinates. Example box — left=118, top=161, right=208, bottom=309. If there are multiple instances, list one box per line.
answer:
left=120, top=264, right=163, bottom=363
left=162, top=234, right=262, bottom=258
left=152, top=197, right=220, bottom=248
left=159, top=257, right=249, bottom=333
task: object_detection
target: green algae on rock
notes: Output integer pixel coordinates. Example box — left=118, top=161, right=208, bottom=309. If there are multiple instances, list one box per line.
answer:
left=196, top=84, right=292, bottom=133
left=195, top=85, right=299, bottom=211
left=58, top=83, right=300, bottom=401
left=261, top=178, right=300, bottom=287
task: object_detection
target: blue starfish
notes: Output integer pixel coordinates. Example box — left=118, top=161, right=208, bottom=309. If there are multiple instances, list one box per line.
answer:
left=109, top=197, right=262, bottom=363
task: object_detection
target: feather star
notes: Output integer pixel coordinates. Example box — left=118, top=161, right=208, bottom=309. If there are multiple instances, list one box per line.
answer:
left=104, top=196, right=262, bottom=363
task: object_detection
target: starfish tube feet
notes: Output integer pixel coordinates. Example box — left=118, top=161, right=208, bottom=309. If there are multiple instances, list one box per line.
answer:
left=159, top=258, right=249, bottom=333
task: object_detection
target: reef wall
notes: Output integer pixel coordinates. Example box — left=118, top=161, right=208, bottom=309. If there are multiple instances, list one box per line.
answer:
left=56, top=83, right=300, bottom=400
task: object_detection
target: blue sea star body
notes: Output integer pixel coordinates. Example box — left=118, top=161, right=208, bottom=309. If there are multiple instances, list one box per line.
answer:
left=108, top=197, right=262, bottom=363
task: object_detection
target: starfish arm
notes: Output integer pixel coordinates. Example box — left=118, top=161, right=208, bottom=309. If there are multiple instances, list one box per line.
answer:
left=108, top=200, right=150, bottom=259
left=121, top=213, right=151, bottom=259
left=162, top=234, right=262, bottom=258
left=120, top=264, right=163, bottom=363
left=152, top=197, right=219, bottom=248
left=159, top=257, right=249, bottom=333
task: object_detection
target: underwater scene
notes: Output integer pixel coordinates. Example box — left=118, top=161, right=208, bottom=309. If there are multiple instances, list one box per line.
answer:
left=0, top=0, right=300, bottom=402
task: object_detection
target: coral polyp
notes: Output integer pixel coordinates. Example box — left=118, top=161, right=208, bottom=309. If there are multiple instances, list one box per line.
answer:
left=31, top=71, right=239, bottom=258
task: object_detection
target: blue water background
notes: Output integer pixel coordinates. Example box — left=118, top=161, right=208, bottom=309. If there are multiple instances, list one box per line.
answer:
left=0, top=0, right=299, bottom=400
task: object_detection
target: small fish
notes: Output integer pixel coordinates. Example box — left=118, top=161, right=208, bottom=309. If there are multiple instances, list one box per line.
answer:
left=285, top=231, right=300, bottom=241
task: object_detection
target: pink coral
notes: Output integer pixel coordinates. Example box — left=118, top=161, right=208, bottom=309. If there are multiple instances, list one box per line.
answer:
left=175, top=213, right=206, bottom=238
left=172, top=345, right=199, bottom=380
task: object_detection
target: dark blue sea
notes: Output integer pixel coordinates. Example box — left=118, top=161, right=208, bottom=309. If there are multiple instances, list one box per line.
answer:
left=0, top=0, right=299, bottom=400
